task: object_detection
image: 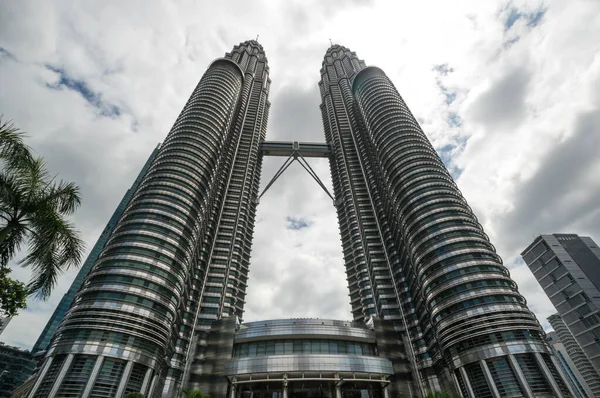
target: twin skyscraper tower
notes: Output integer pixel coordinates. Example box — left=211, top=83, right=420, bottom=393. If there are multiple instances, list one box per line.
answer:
left=27, top=41, right=572, bottom=397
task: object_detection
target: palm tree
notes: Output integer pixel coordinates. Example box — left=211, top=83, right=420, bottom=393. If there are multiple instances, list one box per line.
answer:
left=0, top=118, right=84, bottom=299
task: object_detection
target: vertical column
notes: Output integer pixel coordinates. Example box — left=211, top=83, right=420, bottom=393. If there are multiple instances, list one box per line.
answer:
left=140, top=367, right=153, bottom=396
left=381, top=378, right=390, bottom=398
left=115, top=360, right=134, bottom=398
left=382, top=385, right=391, bottom=398
left=335, top=373, right=343, bottom=398
left=549, top=353, right=578, bottom=398
left=26, top=356, right=53, bottom=398
left=335, top=384, right=342, bottom=398
left=47, top=353, right=74, bottom=397
left=282, top=380, right=289, bottom=398
left=480, top=360, right=501, bottom=398
left=508, top=355, right=534, bottom=398
left=81, top=356, right=104, bottom=398
left=458, top=367, right=476, bottom=398
left=533, top=352, right=569, bottom=398
left=146, top=374, right=159, bottom=398
left=229, top=383, right=237, bottom=398
left=282, top=373, right=289, bottom=398
left=451, top=371, right=462, bottom=397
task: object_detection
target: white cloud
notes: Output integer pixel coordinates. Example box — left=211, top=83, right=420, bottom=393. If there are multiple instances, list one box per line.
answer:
left=1, top=0, right=599, bottom=347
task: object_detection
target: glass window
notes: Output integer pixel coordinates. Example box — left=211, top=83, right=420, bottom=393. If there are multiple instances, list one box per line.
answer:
left=256, top=342, right=266, bottom=356
left=266, top=341, right=275, bottom=355
left=284, top=341, right=293, bottom=354
left=275, top=341, right=284, bottom=355
left=248, top=344, right=257, bottom=357
left=329, top=341, right=339, bottom=354
left=320, top=341, right=329, bottom=354
left=347, top=343, right=357, bottom=355
left=523, top=242, right=548, bottom=264
left=311, top=341, right=321, bottom=353
left=293, top=340, right=302, bottom=353
left=540, top=250, right=554, bottom=264
left=232, top=340, right=377, bottom=358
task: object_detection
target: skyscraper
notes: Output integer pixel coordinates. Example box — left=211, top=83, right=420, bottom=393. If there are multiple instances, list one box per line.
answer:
left=320, top=45, right=570, bottom=397
left=27, top=40, right=270, bottom=398
left=30, top=144, right=160, bottom=356
left=0, top=343, right=36, bottom=398
left=24, top=42, right=570, bottom=398
left=522, top=234, right=600, bottom=378
left=547, top=315, right=600, bottom=397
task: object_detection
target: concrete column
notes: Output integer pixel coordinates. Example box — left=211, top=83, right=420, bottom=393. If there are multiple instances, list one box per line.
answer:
left=533, top=352, right=567, bottom=398
left=282, top=382, right=289, bottom=398
left=282, top=373, right=289, bottom=398
left=451, top=370, right=463, bottom=397
left=480, top=360, right=501, bottom=398
left=81, top=356, right=104, bottom=398
left=335, top=384, right=342, bottom=398
left=140, top=366, right=153, bottom=396
left=459, top=367, right=476, bottom=398
left=382, top=385, right=390, bottom=398
left=381, top=378, right=390, bottom=398
left=146, top=374, right=159, bottom=398
left=229, top=383, right=237, bottom=398
left=115, top=360, right=134, bottom=398
left=26, top=356, right=53, bottom=398
left=47, top=353, right=74, bottom=397
left=507, top=354, right=534, bottom=398
left=335, top=373, right=343, bottom=398
left=549, top=353, right=578, bottom=398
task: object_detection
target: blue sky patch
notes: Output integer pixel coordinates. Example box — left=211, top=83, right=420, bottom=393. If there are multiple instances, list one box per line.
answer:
left=433, top=64, right=458, bottom=105
left=45, top=65, right=121, bottom=117
left=504, top=6, right=547, bottom=31
left=286, top=216, right=312, bottom=231
left=432, top=63, right=454, bottom=76
left=447, top=112, right=462, bottom=127
left=438, top=137, right=467, bottom=179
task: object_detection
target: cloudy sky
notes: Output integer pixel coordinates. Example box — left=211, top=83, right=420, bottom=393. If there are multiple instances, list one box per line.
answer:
left=1, top=0, right=599, bottom=349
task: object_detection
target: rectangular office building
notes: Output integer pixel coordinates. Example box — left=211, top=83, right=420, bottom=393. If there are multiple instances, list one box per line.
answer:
left=522, top=234, right=600, bottom=374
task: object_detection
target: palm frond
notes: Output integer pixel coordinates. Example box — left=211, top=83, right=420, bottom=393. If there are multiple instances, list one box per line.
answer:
left=0, top=118, right=33, bottom=170
left=0, top=223, right=27, bottom=267
left=21, top=211, right=84, bottom=298
left=39, top=180, right=82, bottom=215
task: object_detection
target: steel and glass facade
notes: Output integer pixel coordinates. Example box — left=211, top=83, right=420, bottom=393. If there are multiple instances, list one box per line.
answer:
left=190, top=318, right=396, bottom=397
left=547, top=313, right=600, bottom=396
left=320, top=45, right=571, bottom=397
left=547, top=328, right=596, bottom=398
left=27, top=40, right=270, bottom=398
left=522, top=234, right=600, bottom=386
left=0, top=343, right=36, bottom=398
left=30, top=145, right=160, bottom=356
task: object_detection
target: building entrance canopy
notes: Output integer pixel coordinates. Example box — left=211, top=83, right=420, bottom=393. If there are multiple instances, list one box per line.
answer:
left=229, top=372, right=389, bottom=398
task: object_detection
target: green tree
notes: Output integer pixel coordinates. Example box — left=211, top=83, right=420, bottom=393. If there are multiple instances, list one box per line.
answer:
left=0, top=267, right=27, bottom=316
left=181, top=388, right=211, bottom=398
left=123, top=393, right=145, bottom=398
left=0, top=118, right=84, bottom=309
left=398, top=392, right=462, bottom=398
